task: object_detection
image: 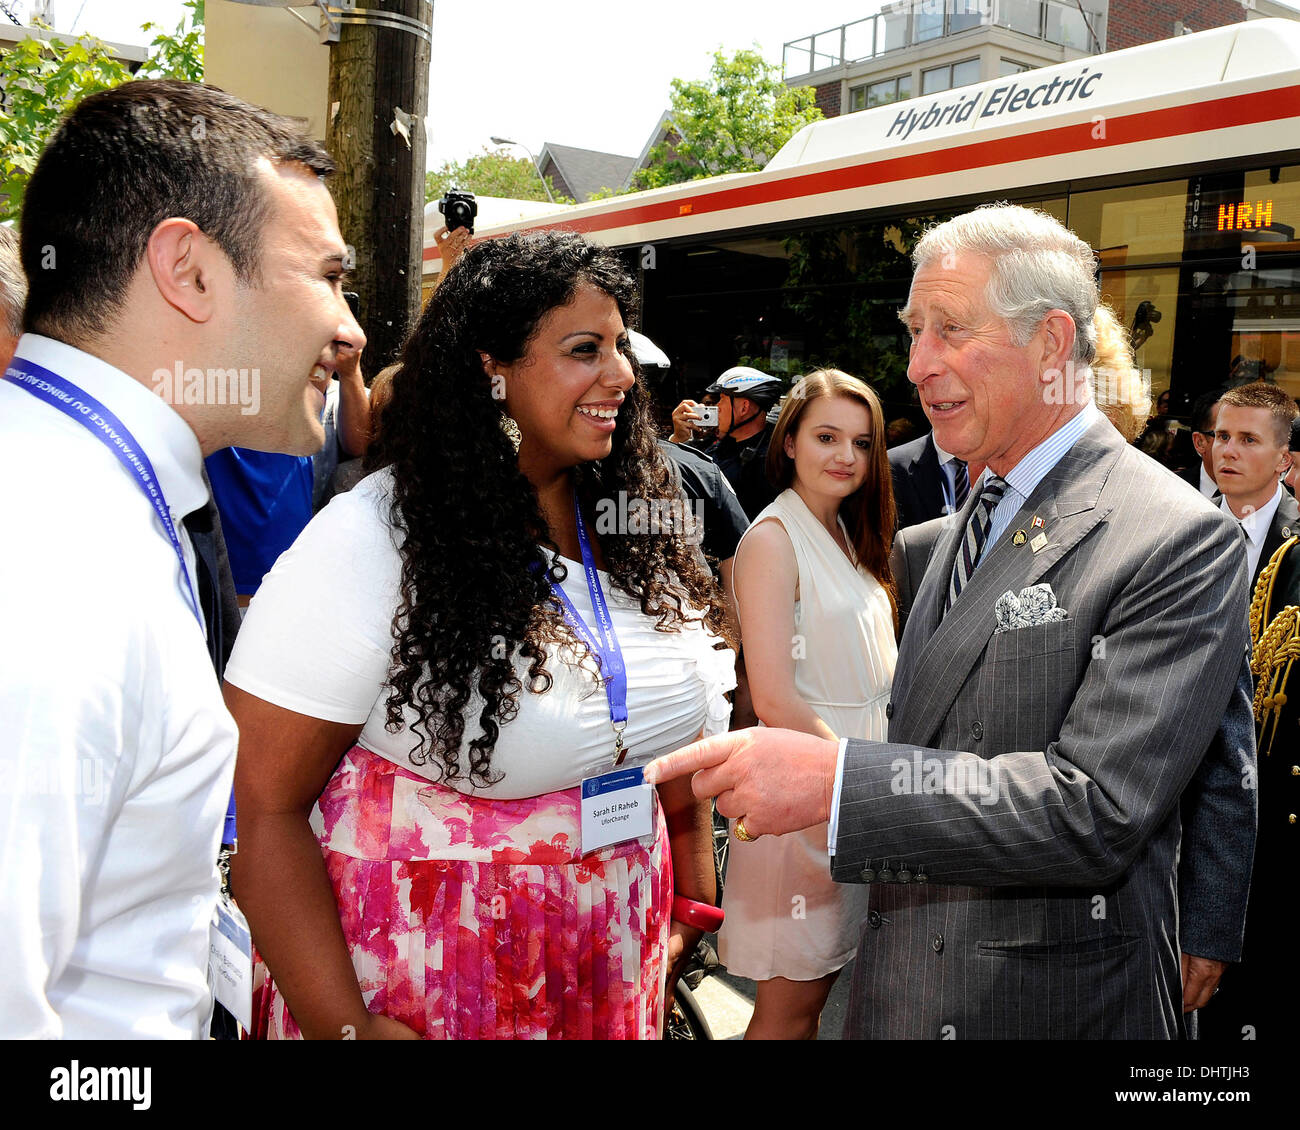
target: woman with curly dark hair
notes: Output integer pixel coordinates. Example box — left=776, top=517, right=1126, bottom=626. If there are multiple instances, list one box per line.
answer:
left=223, top=231, right=735, bottom=1040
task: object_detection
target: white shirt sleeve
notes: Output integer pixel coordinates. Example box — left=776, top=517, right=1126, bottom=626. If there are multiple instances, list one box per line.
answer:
left=224, top=474, right=401, bottom=723
left=827, top=737, right=849, bottom=857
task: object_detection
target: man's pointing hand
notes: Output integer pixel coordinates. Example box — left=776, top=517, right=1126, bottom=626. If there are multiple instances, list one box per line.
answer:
left=644, top=727, right=840, bottom=839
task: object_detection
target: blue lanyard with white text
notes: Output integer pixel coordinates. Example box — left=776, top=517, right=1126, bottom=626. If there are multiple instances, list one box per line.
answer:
left=549, top=498, right=629, bottom=766
left=8, top=358, right=205, bottom=628
left=9, top=358, right=239, bottom=843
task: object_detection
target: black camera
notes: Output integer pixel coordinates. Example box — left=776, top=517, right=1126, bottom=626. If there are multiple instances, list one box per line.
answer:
left=439, top=187, right=477, bottom=235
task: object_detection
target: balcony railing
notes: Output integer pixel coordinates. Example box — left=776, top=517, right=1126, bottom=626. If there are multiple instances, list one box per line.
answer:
left=783, top=0, right=1107, bottom=79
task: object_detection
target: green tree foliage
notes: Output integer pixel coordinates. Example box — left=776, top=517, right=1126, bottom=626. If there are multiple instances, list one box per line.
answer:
left=0, top=1, right=205, bottom=223
left=139, top=0, right=205, bottom=83
left=633, top=48, right=822, bottom=191
left=424, top=147, right=569, bottom=205
left=777, top=217, right=934, bottom=407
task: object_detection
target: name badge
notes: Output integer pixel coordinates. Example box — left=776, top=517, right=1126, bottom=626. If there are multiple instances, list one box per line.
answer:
left=581, top=766, right=654, bottom=854
left=208, top=895, right=253, bottom=1033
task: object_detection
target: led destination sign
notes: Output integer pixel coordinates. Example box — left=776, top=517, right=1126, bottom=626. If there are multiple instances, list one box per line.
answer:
left=1218, top=200, right=1275, bottom=230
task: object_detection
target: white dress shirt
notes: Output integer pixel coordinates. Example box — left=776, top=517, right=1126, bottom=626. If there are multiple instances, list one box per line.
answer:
left=0, top=334, right=238, bottom=1038
left=1199, top=463, right=1218, bottom=499
left=1221, top=483, right=1284, bottom=583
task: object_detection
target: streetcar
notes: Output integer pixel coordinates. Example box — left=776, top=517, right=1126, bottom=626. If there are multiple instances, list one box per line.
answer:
left=422, top=18, right=1300, bottom=423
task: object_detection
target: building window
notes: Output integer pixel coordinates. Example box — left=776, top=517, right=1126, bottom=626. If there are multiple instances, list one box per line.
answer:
left=850, top=73, right=914, bottom=111
left=999, top=58, right=1031, bottom=76
left=998, top=0, right=1043, bottom=38
left=915, top=4, right=945, bottom=42
left=948, top=1, right=986, bottom=35
left=922, top=58, right=980, bottom=96
left=953, top=58, right=981, bottom=87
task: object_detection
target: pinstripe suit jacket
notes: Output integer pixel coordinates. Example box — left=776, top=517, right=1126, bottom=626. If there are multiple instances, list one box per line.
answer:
left=833, top=420, right=1252, bottom=1039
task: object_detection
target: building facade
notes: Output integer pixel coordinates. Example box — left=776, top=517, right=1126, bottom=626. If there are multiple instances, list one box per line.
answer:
left=785, top=0, right=1298, bottom=118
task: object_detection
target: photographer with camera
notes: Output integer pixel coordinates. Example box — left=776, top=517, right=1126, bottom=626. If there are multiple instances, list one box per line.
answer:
left=671, top=367, right=784, bottom=520
left=431, top=187, right=475, bottom=288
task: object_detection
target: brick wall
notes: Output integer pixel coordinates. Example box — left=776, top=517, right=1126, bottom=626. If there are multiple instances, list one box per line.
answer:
left=1108, top=0, right=1247, bottom=51
left=814, top=79, right=842, bottom=118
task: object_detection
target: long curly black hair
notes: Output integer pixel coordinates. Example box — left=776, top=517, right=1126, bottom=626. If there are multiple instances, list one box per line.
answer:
left=366, top=230, right=732, bottom=787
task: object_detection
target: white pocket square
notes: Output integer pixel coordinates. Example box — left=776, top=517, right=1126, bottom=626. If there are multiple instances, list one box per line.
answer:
left=995, top=583, right=1069, bottom=632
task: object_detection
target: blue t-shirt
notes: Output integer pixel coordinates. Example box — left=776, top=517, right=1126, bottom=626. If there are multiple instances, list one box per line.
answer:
left=205, top=448, right=313, bottom=596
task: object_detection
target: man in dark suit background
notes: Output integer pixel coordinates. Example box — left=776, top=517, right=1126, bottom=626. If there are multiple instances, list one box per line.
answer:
left=889, top=428, right=969, bottom=530
left=1181, top=388, right=1224, bottom=499
left=1213, top=381, right=1299, bottom=591
left=1198, top=380, right=1299, bottom=1041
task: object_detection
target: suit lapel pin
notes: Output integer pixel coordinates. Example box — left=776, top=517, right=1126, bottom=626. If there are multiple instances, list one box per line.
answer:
left=1031, top=515, right=1045, bottom=529
left=1012, top=529, right=1028, bottom=547
left=1030, top=532, right=1049, bottom=553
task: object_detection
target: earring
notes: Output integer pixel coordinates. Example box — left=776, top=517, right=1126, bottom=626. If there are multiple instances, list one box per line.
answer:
left=500, top=413, right=522, bottom=453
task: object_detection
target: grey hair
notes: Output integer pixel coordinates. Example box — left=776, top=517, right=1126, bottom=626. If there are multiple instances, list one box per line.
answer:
left=0, top=226, right=25, bottom=340
left=912, top=203, right=1099, bottom=366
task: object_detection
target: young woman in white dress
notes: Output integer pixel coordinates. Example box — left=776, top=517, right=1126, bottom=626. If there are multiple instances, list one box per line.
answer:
left=718, top=369, right=899, bottom=1039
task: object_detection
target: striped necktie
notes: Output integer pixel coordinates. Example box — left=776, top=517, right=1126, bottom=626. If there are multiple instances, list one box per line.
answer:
left=945, top=475, right=1009, bottom=613
left=951, top=459, right=969, bottom=511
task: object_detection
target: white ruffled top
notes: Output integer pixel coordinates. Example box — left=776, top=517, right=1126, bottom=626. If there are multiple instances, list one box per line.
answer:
left=226, top=469, right=736, bottom=800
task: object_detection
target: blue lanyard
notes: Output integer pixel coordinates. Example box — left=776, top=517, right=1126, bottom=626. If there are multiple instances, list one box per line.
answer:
left=547, top=497, right=629, bottom=766
left=9, top=358, right=204, bottom=629
left=9, top=357, right=239, bottom=844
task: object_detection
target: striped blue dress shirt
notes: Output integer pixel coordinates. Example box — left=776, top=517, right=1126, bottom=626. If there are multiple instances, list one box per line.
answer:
left=979, top=401, right=1103, bottom=562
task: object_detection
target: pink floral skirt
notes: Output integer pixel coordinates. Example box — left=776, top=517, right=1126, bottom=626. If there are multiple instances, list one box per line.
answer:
left=252, top=744, right=672, bottom=1040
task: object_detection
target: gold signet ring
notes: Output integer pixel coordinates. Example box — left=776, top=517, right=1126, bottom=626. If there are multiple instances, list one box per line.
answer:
left=735, top=818, right=757, bottom=842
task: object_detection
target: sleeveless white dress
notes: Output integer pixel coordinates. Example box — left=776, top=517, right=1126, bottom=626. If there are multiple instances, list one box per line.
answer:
left=718, top=488, right=898, bottom=981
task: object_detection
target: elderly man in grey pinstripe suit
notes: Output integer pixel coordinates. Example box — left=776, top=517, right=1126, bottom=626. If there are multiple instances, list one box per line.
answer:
left=648, top=204, right=1254, bottom=1039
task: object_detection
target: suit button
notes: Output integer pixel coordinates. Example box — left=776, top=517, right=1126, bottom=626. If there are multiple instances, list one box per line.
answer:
left=860, top=868, right=876, bottom=883
left=932, top=933, right=944, bottom=953
left=868, top=910, right=882, bottom=929
left=915, top=870, right=929, bottom=883
left=898, top=868, right=913, bottom=883
left=971, top=720, right=984, bottom=741
left=879, top=867, right=895, bottom=883
left=886, top=702, right=893, bottom=720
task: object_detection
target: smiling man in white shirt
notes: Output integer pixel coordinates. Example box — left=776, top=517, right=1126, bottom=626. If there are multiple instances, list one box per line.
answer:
left=0, top=80, right=363, bottom=1038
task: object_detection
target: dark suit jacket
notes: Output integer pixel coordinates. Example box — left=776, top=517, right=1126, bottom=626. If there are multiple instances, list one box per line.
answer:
left=835, top=421, right=1253, bottom=1039
left=890, top=507, right=1257, bottom=970
left=1179, top=463, right=1207, bottom=492
left=1253, top=488, right=1300, bottom=591
left=889, top=433, right=948, bottom=531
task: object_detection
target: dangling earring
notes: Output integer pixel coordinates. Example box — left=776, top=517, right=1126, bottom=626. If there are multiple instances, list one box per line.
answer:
left=500, top=413, right=522, bottom=453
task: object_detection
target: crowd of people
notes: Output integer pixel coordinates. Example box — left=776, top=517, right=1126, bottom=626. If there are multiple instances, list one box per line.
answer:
left=1, top=79, right=1296, bottom=1043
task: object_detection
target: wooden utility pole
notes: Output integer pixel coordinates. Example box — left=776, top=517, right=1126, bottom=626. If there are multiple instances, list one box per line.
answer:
left=326, top=1, right=432, bottom=368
